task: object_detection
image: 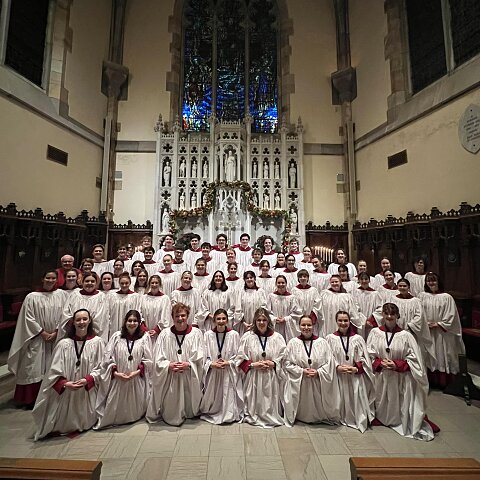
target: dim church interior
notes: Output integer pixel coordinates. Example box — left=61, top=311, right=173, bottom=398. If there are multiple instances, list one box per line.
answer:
left=1, top=0, right=480, bottom=479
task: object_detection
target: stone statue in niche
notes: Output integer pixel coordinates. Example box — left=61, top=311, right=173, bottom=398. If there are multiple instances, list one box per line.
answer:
left=191, top=191, right=197, bottom=208
left=289, top=162, right=297, bottom=188
left=162, top=207, right=170, bottom=233
left=179, top=190, right=186, bottom=209
left=290, top=208, right=298, bottom=233
left=225, top=149, right=236, bottom=182
left=253, top=190, right=259, bottom=206
left=252, top=159, right=258, bottom=178
left=203, top=160, right=209, bottom=178
left=274, top=190, right=281, bottom=209
left=274, top=160, right=280, bottom=179
left=201, top=189, right=206, bottom=204
left=263, top=160, right=269, bottom=179
left=191, top=159, right=197, bottom=178
left=263, top=191, right=270, bottom=209
left=179, top=158, right=186, bottom=177
left=163, top=161, right=172, bottom=186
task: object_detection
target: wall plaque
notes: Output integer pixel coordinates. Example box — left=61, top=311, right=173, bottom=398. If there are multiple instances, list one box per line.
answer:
left=459, top=104, right=480, bottom=154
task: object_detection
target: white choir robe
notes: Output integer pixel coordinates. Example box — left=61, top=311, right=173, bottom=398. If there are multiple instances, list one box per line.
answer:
left=261, top=251, right=278, bottom=269
left=107, top=258, right=132, bottom=274
left=236, top=330, right=286, bottom=427
left=200, top=329, right=243, bottom=424
left=367, top=326, right=434, bottom=441
left=267, top=292, right=302, bottom=342
left=95, top=332, right=152, bottom=429
left=297, top=260, right=314, bottom=274
left=318, top=290, right=365, bottom=338
left=404, top=272, right=426, bottom=297
left=184, top=248, right=203, bottom=272
left=234, top=246, right=254, bottom=268
left=199, top=288, right=235, bottom=332
left=342, top=281, right=357, bottom=294
left=280, top=269, right=300, bottom=292
left=292, top=285, right=322, bottom=336
left=310, top=271, right=331, bottom=292
left=8, top=290, right=65, bottom=387
left=233, top=287, right=268, bottom=337
left=256, top=276, right=276, bottom=297
left=418, top=292, right=466, bottom=374
left=143, top=261, right=161, bottom=278
left=60, top=290, right=110, bottom=343
left=152, top=247, right=176, bottom=266
left=375, top=284, right=399, bottom=305
left=108, top=291, right=140, bottom=338
left=283, top=336, right=340, bottom=426
left=373, top=272, right=402, bottom=290
left=245, top=263, right=261, bottom=277
left=146, top=326, right=204, bottom=426
left=171, top=287, right=202, bottom=326
left=92, top=261, right=110, bottom=277
left=33, top=335, right=105, bottom=440
left=220, top=263, right=245, bottom=278
left=210, top=248, right=228, bottom=272
left=138, top=292, right=172, bottom=333
left=172, top=260, right=189, bottom=274
left=372, top=295, right=435, bottom=364
left=327, top=262, right=358, bottom=279
left=225, top=277, right=243, bottom=295
left=288, top=252, right=303, bottom=268
left=158, top=270, right=182, bottom=297
left=353, top=287, right=379, bottom=326
left=192, top=273, right=212, bottom=295
left=326, top=332, right=375, bottom=432
left=131, top=251, right=145, bottom=262
left=352, top=275, right=376, bottom=288
left=60, top=289, right=79, bottom=300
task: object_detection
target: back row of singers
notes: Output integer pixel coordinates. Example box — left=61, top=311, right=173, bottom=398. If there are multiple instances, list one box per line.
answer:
left=32, top=304, right=439, bottom=442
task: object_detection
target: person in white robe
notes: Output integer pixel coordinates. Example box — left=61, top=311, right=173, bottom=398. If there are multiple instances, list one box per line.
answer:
left=132, top=268, right=148, bottom=294
left=373, top=257, right=402, bottom=289
left=61, top=269, right=80, bottom=294
left=183, top=235, right=202, bottom=271
left=199, top=271, right=234, bottom=331
left=33, top=309, right=104, bottom=440
left=234, top=233, right=255, bottom=268
left=192, top=257, right=212, bottom=294
left=338, top=265, right=357, bottom=294
left=107, top=273, right=140, bottom=338
left=152, top=234, right=176, bottom=266
left=8, top=270, right=65, bottom=406
left=171, top=271, right=202, bottom=327
left=310, top=257, right=331, bottom=292
left=374, top=269, right=399, bottom=305
left=129, top=260, right=145, bottom=283
left=287, top=239, right=303, bottom=268
left=256, top=260, right=276, bottom=296
left=146, top=303, right=204, bottom=426
left=225, top=262, right=243, bottom=294
left=233, top=272, right=267, bottom=336
left=281, top=255, right=300, bottom=291
left=140, top=246, right=160, bottom=277
left=367, top=303, right=435, bottom=441
left=95, top=310, right=152, bottom=429
left=292, top=270, right=321, bottom=337
left=353, top=273, right=378, bottom=339
left=99, top=272, right=116, bottom=295
left=60, top=273, right=110, bottom=343
left=220, top=248, right=245, bottom=277
left=171, top=247, right=189, bottom=274
left=91, top=244, right=109, bottom=277
left=267, top=275, right=302, bottom=342
left=327, top=248, right=358, bottom=279
left=352, top=260, right=376, bottom=287
left=272, top=252, right=286, bottom=277
left=404, top=257, right=427, bottom=297
left=418, top=272, right=466, bottom=388
left=298, top=246, right=314, bottom=274
left=284, top=315, right=340, bottom=427
left=210, top=234, right=229, bottom=272
left=261, top=237, right=278, bottom=268
left=158, top=254, right=181, bottom=297
left=200, top=309, right=243, bottom=424
left=107, top=245, right=132, bottom=274
left=244, top=248, right=263, bottom=277
left=112, top=259, right=126, bottom=289
left=318, top=276, right=365, bottom=337
left=326, top=311, right=375, bottom=433
left=138, top=275, right=172, bottom=338
left=236, top=308, right=286, bottom=428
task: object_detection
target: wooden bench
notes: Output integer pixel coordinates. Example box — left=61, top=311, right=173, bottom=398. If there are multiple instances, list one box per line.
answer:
left=349, top=457, right=480, bottom=480
left=0, top=458, right=102, bottom=479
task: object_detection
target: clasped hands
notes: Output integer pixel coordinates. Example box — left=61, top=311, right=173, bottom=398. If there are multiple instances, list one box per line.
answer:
left=380, top=358, right=396, bottom=370
left=251, top=360, right=275, bottom=370
left=64, top=378, right=87, bottom=390
left=114, top=369, right=141, bottom=381
left=169, top=361, right=190, bottom=373
left=336, top=364, right=358, bottom=375
left=41, top=330, right=57, bottom=342
left=211, top=358, right=229, bottom=369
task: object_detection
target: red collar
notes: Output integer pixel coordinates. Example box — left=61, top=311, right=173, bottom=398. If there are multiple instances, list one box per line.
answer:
left=298, top=334, right=319, bottom=341
left=245, top=286, right=258, bottom=290
left=73, top=335, right=95, bottom=341
left=162, top=247, right=175, bottom=252
left=178, top=286, right=193, bottom=291
left=358, top=286, right=375, bottom=291
left=147, top=291, right=164, bottom=296
left=263, top=250, right=275, bottom=255
left=194, top=272, right=209, bottom=277
left=313, top=268, right=326, bottom=273
left=116, top=289, right=135, bottom=294
left=171, top=325, right=193, bottom=335
left=333, top=329, right=356, bottom=337
left=36, top=287, right=58, bottom=293
left=383, top=284, right=396, bottom=290
left=259, top=274, right=272, bottom=279
left=284, top=267, right=298, bottom=273
left=328, top=288, right=342, bottom=293
left=212, top=246, right=227, bottom=251
left=226, top=276, right=240, bottom=281
left=190, top=247, right=201, bottom=252
left=379, top=325, right=402, bottom=333
left=251, top=262, right=260, bottom=267
left=202, top=256, right=212, bottom=262
left=213, top=327, right=231, bottom=333
left=296, top=284, right=311, bottom=289
left=159, top=269, right=174, bottom=274
left=289, top=250, right=300, bottom=255
left=143, top=259, right=156, bottom=264
left=173, top=260, right=185, bottom=264
left=274, top=290, right=291, bottom=296
left=396, top=293, right=413, bottom=299
left=238, top=246, right=252, bottom=251
left=79, top=289, right=99, bottom=296
left=257, top=329, right=274, bottom=337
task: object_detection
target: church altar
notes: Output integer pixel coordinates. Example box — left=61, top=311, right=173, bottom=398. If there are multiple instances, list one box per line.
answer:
left=153, top=114, right=305, bottom=247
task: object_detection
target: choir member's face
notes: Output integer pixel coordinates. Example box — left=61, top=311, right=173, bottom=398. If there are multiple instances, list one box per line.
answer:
left=83, top=276, right=97, bottom=292
left=174, top=249, right=184, bottom=262
left=382, top=310, right=398, bottom=329
left=276, top=277, right=287, bottom=292
left=217, top=237, right=227, bottom=249
left=202, top=247, right=211, bottom=258
left=191, top=238, right=199, bottom=250
left=286, top=257, right=296, bottom=270
left=144, top=250, right=154, bottom=261
left=82, top=262, right=93, bottom=273
left=137, top=272, right=147, bottom=286
left=196, top=260, right=206, bottom=274
left=381, top=259, right=391, bottom=271
left=264, top=238, right=272, bottom=251
left=61, top=256, right=74, bottom=269
left=300, top=318, right=313, bottom=338
left=114, top=261, right=124, bottom=274
left=338, top=268, right=348, bottom=281
left=260, top=263, right=270, bottom=275
left=228, top=264, right=237, bottom=277
left=256, top=315, right=268, bottom=333
left=290, top=241, right=299, bottom=251
left=65, top=271, right=78, bottom=288
left=240, top=236, right=249, bottom=248
left=214, top=312, right=228, bottom=331
left=357, top=260, right=367, bottom=273
left=173, top=309, right=189, bottom=330
left=397, top=281, right=409, bottom=295
left=164, top=236, right=174, bottom=248
left=276, top=254, right=285, bottom=266
left=302, top=247, right=312, bottom=261
left=133, top=264, right=142, bottom=276
left=119, top=277, right=131, bottom=292
left=298, top=273, right=309, bottom=286
left=126, top=314, right=139, bottom=334
left=117, top=247, right=127, bottom=259
left=336, top=250, right=346, bottom=264
left=426, top=278, right=438, bottom=293
left=43, top=272, right=58, bottom=290
left=227, top=250, right=236, bottom=262
left=127, top=245, right=134, bottom=256
left=252, top=251, right=262, bottom=263
left=142, top=238, right=152, bottom=248
left=102, top=275, right=113, bottom=291
left=384, top=271, right=394, bottom=284
left=245, top=274, right=256, bottom=288
left=336, top=313, right=350, bottom=333
left=163, top=256, right=173, bottom=270
left=214, top=272, right=223, bottom=287
left=330, top=277, right=341, bottom=292
left=312, top=257, right=320, bottom=269
left=359, top=277, right=370, bottom=289
left=181, top=273, right=192, bottom=288
left=149, top=277, right=160, bottom=292
left=73, top=311, right=91, bottom=336
left=414, top=260, right=425, bottom=274
left=93, top=247, right=104, bottom=260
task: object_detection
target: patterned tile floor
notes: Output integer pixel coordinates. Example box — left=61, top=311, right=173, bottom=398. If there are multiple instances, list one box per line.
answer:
left=0, top=389, right=479, bottom=479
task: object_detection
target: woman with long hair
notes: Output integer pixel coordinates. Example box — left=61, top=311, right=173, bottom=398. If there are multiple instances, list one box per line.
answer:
left=200, top=271, right=234, bottom=332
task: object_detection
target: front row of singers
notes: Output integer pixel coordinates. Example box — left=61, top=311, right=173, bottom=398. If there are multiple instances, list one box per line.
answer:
left=32, top=303, right=439, bottom=442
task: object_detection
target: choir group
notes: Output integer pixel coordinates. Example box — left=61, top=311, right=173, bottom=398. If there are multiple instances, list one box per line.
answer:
left=7, top=233, right=465, bottom=442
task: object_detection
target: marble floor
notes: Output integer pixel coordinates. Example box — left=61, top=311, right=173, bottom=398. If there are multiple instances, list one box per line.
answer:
left=0, top=390, right=479, bottom=480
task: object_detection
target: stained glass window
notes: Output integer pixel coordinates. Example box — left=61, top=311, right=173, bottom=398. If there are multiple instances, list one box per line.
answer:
left=182, top=0, right=278, bottom=133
